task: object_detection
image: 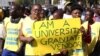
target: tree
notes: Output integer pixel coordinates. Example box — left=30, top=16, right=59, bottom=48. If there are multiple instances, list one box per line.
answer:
left=15, top=0, right=32, bottom=6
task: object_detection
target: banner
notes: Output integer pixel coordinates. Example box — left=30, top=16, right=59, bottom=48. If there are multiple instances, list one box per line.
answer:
left=32, top=18, right=82, bottom=55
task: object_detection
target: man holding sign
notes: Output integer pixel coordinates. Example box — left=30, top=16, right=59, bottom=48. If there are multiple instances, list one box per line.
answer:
left=19, top=4, right=42, bottom=56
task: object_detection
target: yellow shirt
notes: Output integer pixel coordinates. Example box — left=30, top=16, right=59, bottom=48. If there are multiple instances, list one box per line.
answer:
left=82, top=21, right=100, bottom=55
left=4, top=18, right=23, bottom=52
left=22, top=16, right=36, bottom=55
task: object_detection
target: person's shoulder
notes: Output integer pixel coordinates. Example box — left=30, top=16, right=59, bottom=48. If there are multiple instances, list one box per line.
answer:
left=3, top=16, right=11, bottom=26
left=95, top=22, right=100, bottom=24
left=63, top=14, right=72, bottom=19
left=18, top=18, right=24, bottom=23
left=22, top=16, right=31, bottom=24
left=94, top=22, right=100, bottom=27
left=49, top=15, right=53, bottom=20
left=4, top=16, right=11, bottom=22
left=23, top=16, right=30, bottom=21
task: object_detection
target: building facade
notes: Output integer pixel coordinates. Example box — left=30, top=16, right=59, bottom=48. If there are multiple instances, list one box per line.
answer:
left=0, top=0, right=15, bottom=7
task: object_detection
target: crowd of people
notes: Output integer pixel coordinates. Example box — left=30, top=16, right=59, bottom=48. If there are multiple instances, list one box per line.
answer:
left=0, top=1, right=100, bottom=56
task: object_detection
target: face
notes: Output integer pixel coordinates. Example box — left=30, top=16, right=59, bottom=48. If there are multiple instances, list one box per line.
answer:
left=31, top=5, right=42, bottom=20
left=85, top=11, right=91, bottom=21
left=53, top=12, right=63, bottom=19
left=40, top=10, right=45, bottom=18
left=53, top=12, right=59, bottom=19
left=85, top=10, right=94, bottom=22
left=71, top=9, right=81, bottom=18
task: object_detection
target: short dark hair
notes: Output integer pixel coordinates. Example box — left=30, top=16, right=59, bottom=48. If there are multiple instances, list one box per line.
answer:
left=49, top=6, right=58, bottom=14
left=71, top=4, right=83, bottom=13
left=53, top=9, right=64, bottom=19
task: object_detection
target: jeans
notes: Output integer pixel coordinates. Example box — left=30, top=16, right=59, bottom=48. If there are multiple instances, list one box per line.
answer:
left=2, top=49, right=18, bottom=56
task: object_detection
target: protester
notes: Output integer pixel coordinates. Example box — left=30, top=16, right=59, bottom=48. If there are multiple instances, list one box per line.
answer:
left=63, top=2, right=72, bottom=19
left=69, top=4, right=84, bottom=56
left=52, top=9, right=68, bottom=56
left=71, top=4, right=83, bottom=18
left=2, top=4, right=23, bottom=56
left=64, top=3, right=72, bottom=15
left=49, top=6, right=58, bottom=20
left=52, top=9, right=64, bottom=20
left=0, top=8, right=5, bottom=55
left=81, top=9, right=100, bottom=56
left=19, top=4, right=42, bottom=56
left=40, top=9, right=47, bottom=20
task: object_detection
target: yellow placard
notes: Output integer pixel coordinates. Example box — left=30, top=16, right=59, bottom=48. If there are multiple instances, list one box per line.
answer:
left=32, top=18, right=82, bottom=55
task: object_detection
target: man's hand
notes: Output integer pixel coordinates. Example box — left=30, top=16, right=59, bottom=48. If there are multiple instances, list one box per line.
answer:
left=80, top=26, right=86, bottom=34
left=60, top=48, right=68, bottom=56
left=26, top=36, right=34, bottom=43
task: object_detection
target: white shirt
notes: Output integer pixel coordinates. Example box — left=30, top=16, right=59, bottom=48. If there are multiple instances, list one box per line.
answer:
left=63, top=14, right=72, bottom=19
left=0, top=22, right=5, bottom=38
